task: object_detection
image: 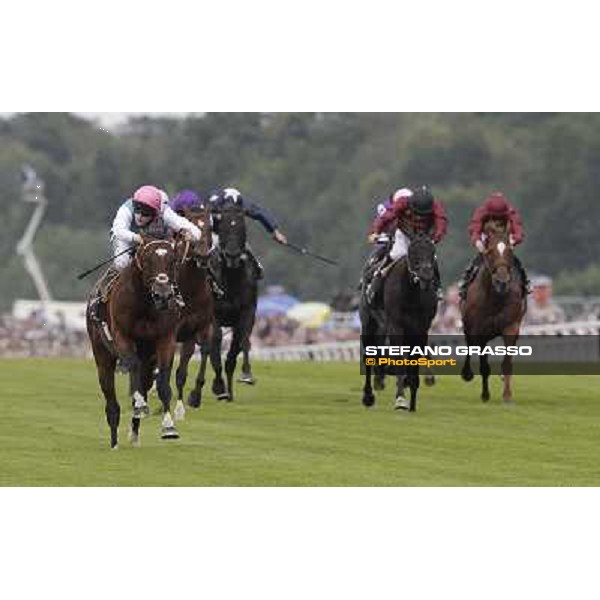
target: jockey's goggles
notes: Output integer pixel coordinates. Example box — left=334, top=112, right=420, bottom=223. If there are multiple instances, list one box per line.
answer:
left=133, top=203, right=157, bottom=218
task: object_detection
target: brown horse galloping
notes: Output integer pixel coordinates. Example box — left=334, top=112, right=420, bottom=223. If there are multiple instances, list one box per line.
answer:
left=460, top=229, right=527, bottom=403
left=86, top=237, right=184, bottom=448
left=173, top=205, right=216, bottom=413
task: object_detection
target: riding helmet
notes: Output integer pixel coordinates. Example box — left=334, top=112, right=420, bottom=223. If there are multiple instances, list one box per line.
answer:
left=409, top=185, right=434, bottom=215
left=133, top=185, right=162, bottom=213
left=484, top=192, right=510, bottom=216
left=170, top=189, right=204, bottom=214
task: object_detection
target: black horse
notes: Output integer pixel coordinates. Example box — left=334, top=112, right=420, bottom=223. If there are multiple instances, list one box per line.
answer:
left=361, top=233, right=438, bottom=411
left=195, top=205, right=259, bottom=402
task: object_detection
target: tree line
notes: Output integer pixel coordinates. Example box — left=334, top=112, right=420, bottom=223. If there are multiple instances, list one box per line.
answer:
left=0, top=112, right=599, bottom=311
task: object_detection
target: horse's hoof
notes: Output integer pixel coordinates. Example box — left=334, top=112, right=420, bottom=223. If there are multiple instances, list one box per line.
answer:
left=373, top=379, right=385, bottom=391
left=128, top=429, right=141, bottom=448
left=424, top=375, right=436, bottom=387
left=132, top=405, right=149, bottom=419
left=504, top=398, right=514, bottom=406
left=461, top=371, right=474, bottom=382
left=174, top=400, right=186, bottom=421
left=217, top=392, right=230, bottom=401
left=212, top=380, right=226, bottom=397
left=161, top=427, right=180, bottom=440
left=187, top=390, right=201, bottom=408
left=362, top=392, right=375, bottom=408
left=110, top=444, right=119, bottom=451
left=481, top=394, right=490, bottom=403
left=238, top=372, right=256, bottom=385
left=394, top=396, right=410, bottom=411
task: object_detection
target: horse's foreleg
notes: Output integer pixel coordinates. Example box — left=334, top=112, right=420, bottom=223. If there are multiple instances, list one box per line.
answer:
left=114, top=332, right=146, bottom=419
left=210, top=326, right=228, bottom=400
left=176, top=340, right=195, bottom=401
left=224, top=329, right=244, bottom=403
left=156, top=337, right=179, bottom=440
left=461, top=333, right=475, bottom=382
left=239, top=339, right=256, bottom=385
left=502, top=330, right=519, bottom=404
left=175, top=340, right=195, bottom=420
left=97, top=357, right=119, bottom=449
left=189, top=339, right=210, bottom=408
left=480, top=353, right=491, bottom=402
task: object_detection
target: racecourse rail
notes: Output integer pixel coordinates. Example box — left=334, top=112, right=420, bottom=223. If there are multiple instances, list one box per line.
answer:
left=249, top=320, right=600, bottom=362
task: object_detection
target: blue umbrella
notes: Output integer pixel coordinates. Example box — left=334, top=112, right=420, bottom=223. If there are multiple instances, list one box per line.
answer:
left=257, top=294, right=300, bottom=317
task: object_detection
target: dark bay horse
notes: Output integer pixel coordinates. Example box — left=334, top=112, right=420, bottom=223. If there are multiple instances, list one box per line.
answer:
left=173, top=205, right=215, bottom=413
left=460, top=229, right=527, bottom=403
left=86, top=237, right=183, bottom=448
left=361, top=233, right=438, bottom=411
left=208, top=205, right=258, bottom=402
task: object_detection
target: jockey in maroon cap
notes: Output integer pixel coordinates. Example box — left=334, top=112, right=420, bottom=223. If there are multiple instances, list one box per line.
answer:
left=459, top=192, right=529, bottom=299
left=363, top=185, right=448, bottom=304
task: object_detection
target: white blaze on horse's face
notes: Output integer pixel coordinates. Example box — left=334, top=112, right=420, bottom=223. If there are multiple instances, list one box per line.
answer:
left=155, top=248, right=168, bottom=257
left=497, top=242, right=506, bottom=256
left=156, top=273, right=169, bottom=284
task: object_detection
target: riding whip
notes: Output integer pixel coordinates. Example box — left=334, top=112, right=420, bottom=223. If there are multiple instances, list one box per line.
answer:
left=76, top=247, right=133, bottom=280
left=283, top=242, right=339, bottom=266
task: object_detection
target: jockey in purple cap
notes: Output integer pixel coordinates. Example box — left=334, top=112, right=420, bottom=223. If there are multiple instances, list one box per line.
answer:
left=170, top=189, right=203, bottom=214
left=170, top=189, right=224, bottom=297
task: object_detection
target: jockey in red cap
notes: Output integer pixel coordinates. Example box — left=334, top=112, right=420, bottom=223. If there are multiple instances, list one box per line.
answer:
left=459, top=192, right=529, bottom=299
left=362, top=185, right=448, bottom=304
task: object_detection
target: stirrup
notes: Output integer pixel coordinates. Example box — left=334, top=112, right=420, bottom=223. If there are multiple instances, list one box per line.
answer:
left=211, top=280, right=225, bottom=298
left=175, top=293, right=186, bottom=308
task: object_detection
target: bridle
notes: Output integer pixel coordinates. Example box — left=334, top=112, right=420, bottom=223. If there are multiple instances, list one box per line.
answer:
left=481, top=237, right=513, bottom=281
left=406, top=234, right=434, bottom=286
left=134, top=239, right=180, bottom=304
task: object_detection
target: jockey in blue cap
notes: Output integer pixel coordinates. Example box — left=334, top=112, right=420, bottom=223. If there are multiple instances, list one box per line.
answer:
left=207, top=187, right=287, bottom=280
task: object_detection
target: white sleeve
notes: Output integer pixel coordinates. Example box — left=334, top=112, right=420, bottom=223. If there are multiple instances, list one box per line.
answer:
left=163, top=206, right=202, bottom=241
left=111, top=204, right=136, bottom=244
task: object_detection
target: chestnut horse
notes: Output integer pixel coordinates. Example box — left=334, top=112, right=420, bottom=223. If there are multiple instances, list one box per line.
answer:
left=460, top=228, right=527, bottom=403
left=86, top=236, right=184, bottom=448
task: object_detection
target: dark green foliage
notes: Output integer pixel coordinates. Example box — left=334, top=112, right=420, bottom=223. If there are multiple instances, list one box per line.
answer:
left=0, top=112, right=599, bottom=310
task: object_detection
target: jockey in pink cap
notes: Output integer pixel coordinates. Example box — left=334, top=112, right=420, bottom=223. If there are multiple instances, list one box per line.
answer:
left=92, top=185, right=203, bottom=321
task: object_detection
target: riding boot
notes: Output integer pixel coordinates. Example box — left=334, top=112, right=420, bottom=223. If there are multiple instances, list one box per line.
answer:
left=434, top=260, right=443, bottom=301
left=365, top=254, right=390, bottom=305
left=94, top=266, right=120, bottom=323
left=173, top=284, right=186, bottom=308
left=458, top=255, right=482, bottom=301
left=513, top=255, right=531, bottom=295
left=244, top=247, right=264, bottom=280
left=208, top=270, right=225, bottom=298
left=359, top=243, right=389, bottom=290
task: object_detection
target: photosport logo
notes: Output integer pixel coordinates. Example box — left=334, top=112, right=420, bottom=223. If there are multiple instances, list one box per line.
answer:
left=360, top=335, right=600, bottom=375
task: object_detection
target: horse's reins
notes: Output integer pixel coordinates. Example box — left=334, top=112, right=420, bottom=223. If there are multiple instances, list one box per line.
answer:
left=134, top=239, right=182, bottom=301
left=481, top=239, right=514, bottom=280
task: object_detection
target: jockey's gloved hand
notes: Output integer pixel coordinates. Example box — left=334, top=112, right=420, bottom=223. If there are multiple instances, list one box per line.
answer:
left=509, top=234, right=516, bottom=247
left=368, top=233, right=379, bottom=244
left=273, top=229, right=287, bottom=245
left=133, top=234, right=143, bottom=245
left=475, top=240, right=485, bottom=253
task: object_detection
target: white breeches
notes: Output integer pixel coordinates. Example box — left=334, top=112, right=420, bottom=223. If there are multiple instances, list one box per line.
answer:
left=389, top=229, right=409, bottom=260
left=112, top=237, right=133, bottom=271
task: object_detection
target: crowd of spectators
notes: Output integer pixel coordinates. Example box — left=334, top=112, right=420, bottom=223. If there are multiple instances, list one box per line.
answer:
left=1, top=275, right=598, bottom=356
left=0, top=310, right=89, bottom=358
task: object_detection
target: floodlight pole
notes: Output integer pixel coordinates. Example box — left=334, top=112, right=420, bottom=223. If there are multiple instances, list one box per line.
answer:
left=16, top=165, right=53, bottom=307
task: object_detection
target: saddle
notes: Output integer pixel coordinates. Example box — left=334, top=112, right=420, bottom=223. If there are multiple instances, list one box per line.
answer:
left=88, top=268, right=121, bottom=356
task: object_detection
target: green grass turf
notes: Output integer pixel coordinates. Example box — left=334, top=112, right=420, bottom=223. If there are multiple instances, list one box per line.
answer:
left=1, top=359, right=599, bottom=486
